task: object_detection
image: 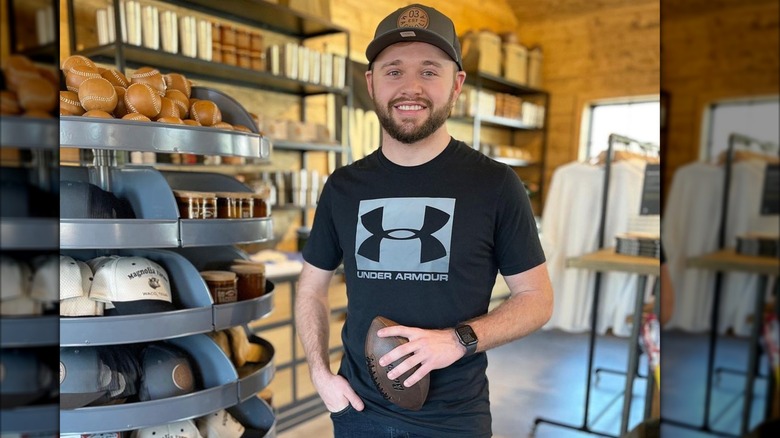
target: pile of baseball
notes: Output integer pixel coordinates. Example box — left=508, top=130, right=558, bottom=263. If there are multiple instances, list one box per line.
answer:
left=59, top=55, right=252, bottom=132
left=0, top=54, right=59, bottom=118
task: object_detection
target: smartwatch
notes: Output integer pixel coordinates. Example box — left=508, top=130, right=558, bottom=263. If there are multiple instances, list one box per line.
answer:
left=455, top=324, right=478, bottom=356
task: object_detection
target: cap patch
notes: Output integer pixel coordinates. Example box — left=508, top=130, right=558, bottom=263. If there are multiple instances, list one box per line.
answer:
left=400, top=31, right=417, bottom=38
left=397, top=7, right=429, bottom=28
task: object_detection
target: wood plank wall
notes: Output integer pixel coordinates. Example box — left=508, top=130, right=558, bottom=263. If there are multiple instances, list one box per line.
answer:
left=516, top=0, right=661, bottom=207
left=660, top=0, right=779, bottom=196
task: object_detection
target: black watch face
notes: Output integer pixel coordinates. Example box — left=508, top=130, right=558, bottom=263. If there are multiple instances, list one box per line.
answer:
left=457, top=326, right=477, bottom=345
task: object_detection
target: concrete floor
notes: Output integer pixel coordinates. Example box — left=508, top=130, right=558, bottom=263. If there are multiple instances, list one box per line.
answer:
left=278, top=328, right=769, bottom=438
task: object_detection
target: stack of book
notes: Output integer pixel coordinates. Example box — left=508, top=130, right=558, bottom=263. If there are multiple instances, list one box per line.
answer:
left=736, top=234, right=779, bottom=258
left=615, top=232, right=661, bottom=258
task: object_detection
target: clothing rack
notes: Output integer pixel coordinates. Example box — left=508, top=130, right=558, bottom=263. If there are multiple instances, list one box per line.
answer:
left=665, top=132, right=778, bottom=436
left=534, top=133, right=659, bottom=437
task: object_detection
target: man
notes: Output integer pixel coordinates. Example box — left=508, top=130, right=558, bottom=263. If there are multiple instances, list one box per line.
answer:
left=295, top=4, right=553, bottom=437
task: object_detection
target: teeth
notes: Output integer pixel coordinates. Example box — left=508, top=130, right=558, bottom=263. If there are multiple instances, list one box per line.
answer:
left=397, top=104, right=423, bottom=110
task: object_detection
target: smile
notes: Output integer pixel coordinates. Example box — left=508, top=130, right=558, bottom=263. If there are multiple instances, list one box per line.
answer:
left=395, top=104, right=425, bottom=111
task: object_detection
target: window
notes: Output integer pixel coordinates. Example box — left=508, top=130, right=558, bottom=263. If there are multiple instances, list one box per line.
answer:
left=701, top=97, right=779, bottom=162
left=581, top=98, right=661, bottom=160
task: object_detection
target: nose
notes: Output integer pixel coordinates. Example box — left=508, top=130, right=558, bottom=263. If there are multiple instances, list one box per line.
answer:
left=399, top=75, right=424, bottom=97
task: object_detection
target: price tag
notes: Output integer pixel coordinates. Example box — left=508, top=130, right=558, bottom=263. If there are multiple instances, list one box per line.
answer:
left=639, top=163, right=661, bottom=215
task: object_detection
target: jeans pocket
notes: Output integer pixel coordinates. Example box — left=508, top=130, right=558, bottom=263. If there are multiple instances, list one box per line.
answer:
left=329, top=404, right=354, bottom=418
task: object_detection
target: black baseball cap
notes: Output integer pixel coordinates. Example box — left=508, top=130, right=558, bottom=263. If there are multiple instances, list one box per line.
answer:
left=366, top=4, right=462, bottom=71
left=138, top=343, right=197, bottom=401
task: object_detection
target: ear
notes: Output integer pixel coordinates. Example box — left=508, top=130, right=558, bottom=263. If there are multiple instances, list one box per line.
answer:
left=452, top=70, right=466, bottom=98
left=365, top=69, right=374, bottom=99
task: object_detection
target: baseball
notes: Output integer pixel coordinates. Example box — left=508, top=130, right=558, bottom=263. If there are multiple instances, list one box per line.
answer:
left=163, top=73, right=191, bottom=97
left=82, top=109, right=114, bottom=118
left=122, top=113, right=152, bottom=122
left=157, top=116, right=184, bottom=124
left=101, top=68, right=130, bottom=88
left=0, top=90, right=21, bottom=114
left=65, top=64, right=101, bottom=93
left=113, top=86, right=129, bottom=117
left=124, top=83, right=162, bottom=118
left=16, top=76, right=58, bottom=112
left=78, top=77, right=118, bottom=112
left=164, top=89, right=189, bottom=118
left=37, top=67, right=60, bottom=88
left=212, top=121, right=234, bottom=130
left=155, top=96, right=181, bottom=120
left=130, top=66, right=166, bottom=96
left=60, top=55, right=97, bottom=72
left=60, top=108, right=74, bottom=116
left=190, top=100, right=222, bottom=126
left=3, top=55, right=40, bottom=91
left=60, top=90, right=85, bottom=115
left=182, top=119, right=201, bottom=126
left=233, top=124, right=252, bottom=133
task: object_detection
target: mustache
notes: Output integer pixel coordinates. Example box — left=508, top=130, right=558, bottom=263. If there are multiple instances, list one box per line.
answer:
left=388, top=97, right=432, bottom=108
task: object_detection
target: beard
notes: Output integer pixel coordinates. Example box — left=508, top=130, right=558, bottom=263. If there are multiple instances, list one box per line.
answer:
left=373, top=85, right=456, bottom=144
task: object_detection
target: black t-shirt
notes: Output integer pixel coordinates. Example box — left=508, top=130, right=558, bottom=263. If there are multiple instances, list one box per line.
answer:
left=303, top=138, right=545, bottom=437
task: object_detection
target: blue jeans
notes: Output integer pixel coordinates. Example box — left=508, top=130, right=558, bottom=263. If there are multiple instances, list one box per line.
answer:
left=330, top=405, right=430, bottom=438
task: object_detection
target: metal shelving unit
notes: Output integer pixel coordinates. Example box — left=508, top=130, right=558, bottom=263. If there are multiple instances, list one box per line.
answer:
left=458, top=71, right=551, bottom=214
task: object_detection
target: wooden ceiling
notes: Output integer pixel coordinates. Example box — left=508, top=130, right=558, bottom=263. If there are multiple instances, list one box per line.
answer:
left=505, top=0, right=776, bottom=21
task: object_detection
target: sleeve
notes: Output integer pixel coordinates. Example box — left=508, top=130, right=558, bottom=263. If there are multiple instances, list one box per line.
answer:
left=301, top=180, right=343, bottom=271
left=493, top=168, right=546, bottom=276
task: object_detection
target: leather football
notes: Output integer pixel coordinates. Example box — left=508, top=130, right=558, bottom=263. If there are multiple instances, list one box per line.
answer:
left=365, top=316, right=430, bottom=411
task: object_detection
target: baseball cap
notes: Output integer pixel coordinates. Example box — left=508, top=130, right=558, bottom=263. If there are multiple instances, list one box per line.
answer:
left=60, top=255, right=104, bottom=317
left=60, top=180, right=136, bottom=219
left=60, top=346, right=110, bottom=409
left=0, top=348, right=53, bottom=408
left=29, top=254, right=60, bottom=312
left=366, top=4, right=462, bottom=70
left=0, top=256, right=40, bottom=316
left=196, top=409, right=245, bottom=438
left=137, top=343, right=197, bottom=401
left=130, top=419, right=203, bottom=438
left=90, top=345, right=140, bottom=405
left=90, top=256, right=177, bottom=315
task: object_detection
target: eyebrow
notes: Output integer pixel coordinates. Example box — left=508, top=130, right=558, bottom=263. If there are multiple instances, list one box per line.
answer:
left=378, top=59, right=446, bottom=69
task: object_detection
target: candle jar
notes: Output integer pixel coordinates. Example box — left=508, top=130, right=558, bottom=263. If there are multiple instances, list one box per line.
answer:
left=200, top=270, right=238, bottom=304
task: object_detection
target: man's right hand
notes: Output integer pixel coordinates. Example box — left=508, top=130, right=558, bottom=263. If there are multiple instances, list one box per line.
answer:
left=313, top=371, right=365, bottom=413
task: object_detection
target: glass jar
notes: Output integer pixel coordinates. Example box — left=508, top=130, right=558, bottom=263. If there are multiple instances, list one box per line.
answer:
left=229, top=263, right=266, bottom=301
left=200, top=270, right=238, bottom=304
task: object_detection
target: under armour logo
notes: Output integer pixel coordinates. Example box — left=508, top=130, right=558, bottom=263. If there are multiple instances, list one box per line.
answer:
left=358, top=206, right=449, bottom=263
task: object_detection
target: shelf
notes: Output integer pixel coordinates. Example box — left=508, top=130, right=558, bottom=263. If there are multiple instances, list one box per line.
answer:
left=78, top=44, right=348, bottom=97
left=273, top=140, right=347, bottom=153
left=163, top=0, right=348, bottom=39
left=14, top=42, right=57, bottom=64
left=450, top=115, right=541, bottom=131
left=59, top=307, right=214, bottom=347
left=148, top=163, right=272, bottom=174
left=180, top=217, right=274, bottom=247
left=0, top=404, right=59, bottom=434
left=491, top=157, right=538, bottom=167
left=0, top=218, right=59, bottom=250
left=566, top=247, right=660, bottom=276
left=60, top=335, right=240, bottom=433
left=60, top=248, right=214, bottom=346
left=60, top=218, right=180, bottom=249
left=213, top=283, right=275, bottom=330
left=60, top=217, right=274, bottom=249
left=687, top=249, right=780, bottom=276
left=237, top=336, right=276, bottom=402
left=0, top=315, right=59, bottom=347
left=60, top=117, right=271, bottom=160
left=465, top=71, right=548, bottom=96
left=0, top=117, right=58, bottom=149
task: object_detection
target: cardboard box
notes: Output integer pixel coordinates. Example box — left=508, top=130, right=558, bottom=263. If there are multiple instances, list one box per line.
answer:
left=461, top=30, right=501, bottom=76
left=502, top=43, right=528, bottom=85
